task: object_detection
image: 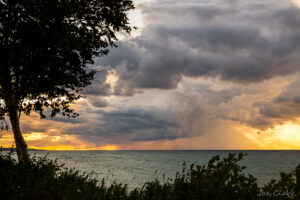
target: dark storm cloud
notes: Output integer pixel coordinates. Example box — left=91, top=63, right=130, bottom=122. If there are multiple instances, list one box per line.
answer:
left=273, top=78, right=300, bottom=105
left=95, top=38, right=189, bottom=91
left=90, top=0, right=300, bottom=96
left=48, top=116, right=86, bottom=124
left=63, top=108, right=186, bottom=141
left=55, top=0, right=300, bottom=144
left=194, top=86, right=242, bottom=105
left=250, top=77, right=300, bottom=128
left=268, top=7, right=300, bottom=33
left=249, top=101, right=300, bottom=130
left=81, top=67, right=111, bottom=96
left=145, top=3, right=234, bottom=21
left=87, top=97, right=109, bottom=108
left=210, top=74, right=300, bottom=130
left=60, top=82, right=246, bottom=142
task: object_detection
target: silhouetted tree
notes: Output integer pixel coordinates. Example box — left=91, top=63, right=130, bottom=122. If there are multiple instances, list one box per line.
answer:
left=0, top=0, right=134, bottom=162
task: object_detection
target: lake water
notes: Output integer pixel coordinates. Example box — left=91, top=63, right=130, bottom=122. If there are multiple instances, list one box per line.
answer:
left=28, top=150, right=300, bottom=190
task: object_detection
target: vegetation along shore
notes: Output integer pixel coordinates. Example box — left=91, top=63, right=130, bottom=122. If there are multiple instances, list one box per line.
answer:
left=1, top=151, right=299, bottom=200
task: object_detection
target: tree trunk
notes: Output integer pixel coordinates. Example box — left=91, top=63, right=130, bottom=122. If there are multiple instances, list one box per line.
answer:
left=7, top=97, right=30, bottom=162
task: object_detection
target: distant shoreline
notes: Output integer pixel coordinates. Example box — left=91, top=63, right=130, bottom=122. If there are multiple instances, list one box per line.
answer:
left=28, top=149, right=300, bottom=151
left=2, top=148, right=300, bottom=151
left=0, top=148, right=46, bottom=151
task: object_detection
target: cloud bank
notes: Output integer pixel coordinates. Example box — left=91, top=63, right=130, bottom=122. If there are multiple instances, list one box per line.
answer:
left=3, top=0, right=300, bottom=149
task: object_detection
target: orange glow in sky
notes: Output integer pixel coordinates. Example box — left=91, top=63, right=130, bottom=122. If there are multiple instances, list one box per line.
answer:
left=1, top=119, right=300, bottom=150
left=292, top=0, right=300, bottom=7
left=2, top=121, right=300, bottom=150
left=245, top=121, right=300, bottom=150
left=96, top=145, right=118, bottom=150
left=25, top=144, right=118, bottom=151
left=0, top=130, right=119, bottom=150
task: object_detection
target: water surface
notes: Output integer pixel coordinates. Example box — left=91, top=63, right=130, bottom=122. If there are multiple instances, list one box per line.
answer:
left=29, top=150, right=300, bottom=189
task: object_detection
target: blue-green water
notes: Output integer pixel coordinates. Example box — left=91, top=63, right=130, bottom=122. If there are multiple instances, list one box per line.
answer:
left=29, top=150, right=300, bottom=189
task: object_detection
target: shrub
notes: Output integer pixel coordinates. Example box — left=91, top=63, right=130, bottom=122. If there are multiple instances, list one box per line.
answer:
left=0, top=151, right=299, bottom=200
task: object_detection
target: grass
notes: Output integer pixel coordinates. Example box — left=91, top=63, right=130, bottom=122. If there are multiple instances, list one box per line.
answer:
left=0, top=150, right=299, bottom=200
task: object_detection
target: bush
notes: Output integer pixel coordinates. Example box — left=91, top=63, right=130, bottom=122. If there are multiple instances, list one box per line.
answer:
left=0, top=151, right=133, bottom=200
left=0, top=151, right=299, bottom=200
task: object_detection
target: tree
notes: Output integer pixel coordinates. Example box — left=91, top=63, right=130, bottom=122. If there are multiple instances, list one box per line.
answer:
left=0, top=0, right=134, bottom=162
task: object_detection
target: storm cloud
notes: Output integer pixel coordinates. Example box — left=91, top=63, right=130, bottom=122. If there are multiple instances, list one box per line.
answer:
left=90, top=0, right=300, bottom=97
left=77, top=0, right=300, bottom=143
left=5, top=0, right=300, bottom=150
left=61, top=108, right=186, bottom=143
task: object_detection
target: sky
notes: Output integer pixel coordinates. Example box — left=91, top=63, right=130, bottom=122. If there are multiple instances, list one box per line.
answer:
left=1, top=0, right=300, bottom=150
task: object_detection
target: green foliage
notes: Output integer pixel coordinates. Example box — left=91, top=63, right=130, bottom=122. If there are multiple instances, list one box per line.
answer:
left=0, top=151, right=299, bottom=200
left=0, top=0, right=134, bottom=123
left=0, top=151, right=133, bottom=200
left=139, top=153, right=260, bottom=200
